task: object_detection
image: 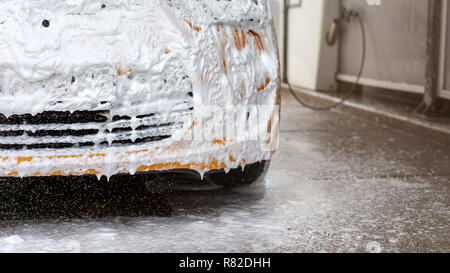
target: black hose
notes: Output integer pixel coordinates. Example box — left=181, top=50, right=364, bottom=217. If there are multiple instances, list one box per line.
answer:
left=285, top=11, right=367, bottom=111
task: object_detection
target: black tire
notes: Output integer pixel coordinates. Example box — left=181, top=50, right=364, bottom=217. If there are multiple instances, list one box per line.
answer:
left=203, top=160, right=270, bottom=187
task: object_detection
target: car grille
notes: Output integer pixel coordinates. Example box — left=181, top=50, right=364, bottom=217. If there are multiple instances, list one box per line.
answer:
left=0, top=104, right=192, bottom=150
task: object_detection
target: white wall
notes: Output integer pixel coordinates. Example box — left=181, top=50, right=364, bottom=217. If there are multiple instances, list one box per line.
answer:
left=272, top=0, right=339, bottom=90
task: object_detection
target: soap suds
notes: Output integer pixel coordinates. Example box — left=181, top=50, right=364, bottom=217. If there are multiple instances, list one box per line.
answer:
left=0, top=0, right=279, bottom=178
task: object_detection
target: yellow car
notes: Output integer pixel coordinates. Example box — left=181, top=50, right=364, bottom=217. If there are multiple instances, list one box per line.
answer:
left=0, top=0, right=280, bottom=187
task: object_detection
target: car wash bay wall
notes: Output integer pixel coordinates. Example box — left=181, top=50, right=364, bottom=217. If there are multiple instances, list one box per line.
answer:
left=272, top=0, right=450, bottom=100
left=338, top=0, right=450, bottom=100
left=270, top=0, right=341, bottom=91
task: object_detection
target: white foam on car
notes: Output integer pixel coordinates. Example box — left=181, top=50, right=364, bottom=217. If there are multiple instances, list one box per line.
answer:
left=0, top=0, right=280, bottom=178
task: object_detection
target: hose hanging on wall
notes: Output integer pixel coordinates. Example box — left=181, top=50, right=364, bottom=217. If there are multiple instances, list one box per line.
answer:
left=284, top=4, right=367, bottom=111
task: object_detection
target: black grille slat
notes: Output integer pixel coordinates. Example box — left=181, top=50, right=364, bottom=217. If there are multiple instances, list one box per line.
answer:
left=27, top=129, right=99, bottom=137
left=27, top=143, right=75, bottom=150
left=0, top=130, right=24, bottom=137
left=29, top=111, right=109, bottom=124
left=99, top=135, right=171, bottom=146
left=0, top=114, right=31, bottom=125
left=106, top=127, right=133, bottom=133
left=135, top=122, right=173, bottom=131
left=112, top=115, right=132, bottom=121
left=0, top=111, right=108, bottom=125
left=0, top=144, right=24, bottom=150
left=135, top=113, right=155, bottom=119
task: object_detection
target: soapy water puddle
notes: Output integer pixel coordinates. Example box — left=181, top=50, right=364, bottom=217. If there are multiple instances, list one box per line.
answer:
left=0, top=170, right=448, bottom=253
left=0, top=178, right=276, bottom=253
